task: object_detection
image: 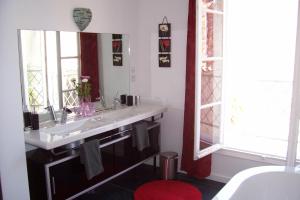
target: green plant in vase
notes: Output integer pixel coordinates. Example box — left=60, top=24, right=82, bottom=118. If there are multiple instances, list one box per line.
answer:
left=71, top=76, right=91, bottom=102
left=71, top=76, right=94, bottom=116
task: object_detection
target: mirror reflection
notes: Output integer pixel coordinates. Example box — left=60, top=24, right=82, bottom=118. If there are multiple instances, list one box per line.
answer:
left=18, top=30, right=130, bottom=114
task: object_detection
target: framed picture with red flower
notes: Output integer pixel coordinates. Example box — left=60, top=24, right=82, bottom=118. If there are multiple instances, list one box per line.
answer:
left=159, top=39, right=171, bottom=52
left=112, top=40, right=122, bottom=53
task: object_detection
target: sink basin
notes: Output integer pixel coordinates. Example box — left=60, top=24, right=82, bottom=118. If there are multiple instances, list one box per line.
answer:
left=39, top=119, right=88, bottom=135
left=100, top=107, right=135, bottom=121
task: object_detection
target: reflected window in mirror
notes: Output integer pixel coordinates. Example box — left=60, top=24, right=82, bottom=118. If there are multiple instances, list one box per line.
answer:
left=19, top=30, right=80, bottom=112
left=19, top=30, right=131, bottom=115
left=60, top=31, right=80, bottom=109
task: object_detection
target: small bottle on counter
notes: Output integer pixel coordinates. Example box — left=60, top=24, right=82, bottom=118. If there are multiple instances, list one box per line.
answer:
left=120, top=94, right=127, bottom=105
left=135, top=96, right=141, bottom=106
left=23, top=105, right=31, bottom=129
left=30, top=108, right=39, bottom=130
left=126, top=95, right=133, bottom=106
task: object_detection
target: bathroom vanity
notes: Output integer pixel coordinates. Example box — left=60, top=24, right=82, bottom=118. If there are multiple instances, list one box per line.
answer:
left=25, top=103, right=166, bottom=200
left=18, top=29, right=166, bottom=200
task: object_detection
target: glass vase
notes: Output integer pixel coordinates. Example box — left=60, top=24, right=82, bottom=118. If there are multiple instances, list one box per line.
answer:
left=77, top=96, right=95, bottom=117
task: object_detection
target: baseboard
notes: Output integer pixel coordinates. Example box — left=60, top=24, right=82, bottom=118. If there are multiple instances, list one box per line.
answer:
left=144, top=159, right=231, bottom=184
left=207, top=172, right=231, bottom=183
left=178, top=169, right=230, bottom=184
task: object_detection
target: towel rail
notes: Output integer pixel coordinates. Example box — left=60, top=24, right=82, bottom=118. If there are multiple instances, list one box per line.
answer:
left=49, top=121, right=160, bottom=157
left=50, top=128, right=132, bottom=156
left=99, top=133, right=131, bottom=149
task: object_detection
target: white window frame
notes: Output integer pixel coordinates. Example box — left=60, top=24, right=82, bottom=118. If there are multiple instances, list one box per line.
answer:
left=286, top=1, right=300, bottom=166
left=57, top=31, right=81, bottom=108
left=194, top=0, right=225, bottom=160
left=19, top=30, right=81, bottom=112
left=194, top=0, right=300, bottom=166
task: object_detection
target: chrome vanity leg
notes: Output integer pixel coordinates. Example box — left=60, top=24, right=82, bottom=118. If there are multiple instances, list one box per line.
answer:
left=153, top=156, right=157, bottom=172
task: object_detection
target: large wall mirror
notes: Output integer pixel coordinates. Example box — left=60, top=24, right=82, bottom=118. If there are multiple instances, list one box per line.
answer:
left=18, top=30, right=130, bottom=114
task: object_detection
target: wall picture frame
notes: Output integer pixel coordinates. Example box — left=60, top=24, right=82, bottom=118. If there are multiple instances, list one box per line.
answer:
left=112, top=40, right=122, bottom=53
left=159, top=23, right=171, bottom=37
left=159, top=54, right=171, bottom=67
left=113, top=54, right=123, bottom=66
left=159, top=39, right=171, bottom=52
left=112, top=34, right=122, bottom=40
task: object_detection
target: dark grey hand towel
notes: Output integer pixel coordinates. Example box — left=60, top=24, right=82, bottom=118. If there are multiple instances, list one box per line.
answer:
left=80, top=139, right=104, bottom=180
left=132, top=121, right=150, bottom=151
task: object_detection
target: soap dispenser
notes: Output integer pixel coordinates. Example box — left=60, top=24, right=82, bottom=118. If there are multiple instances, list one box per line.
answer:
left=30, top=107, right=39, bottom=130
left=23, top=104, right=31, bottom=129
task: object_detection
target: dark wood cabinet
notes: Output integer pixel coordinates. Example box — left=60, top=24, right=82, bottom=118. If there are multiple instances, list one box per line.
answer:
left=26, top=121, right=160, bottom=200
left=0, top=176, right=2, bottom=200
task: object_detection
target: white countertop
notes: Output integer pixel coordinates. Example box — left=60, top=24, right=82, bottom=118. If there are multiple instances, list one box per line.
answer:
left=24, top=103, right=167, bottom=150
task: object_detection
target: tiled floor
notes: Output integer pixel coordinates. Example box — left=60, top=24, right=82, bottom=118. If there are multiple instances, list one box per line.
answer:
left=76, top=164, right=225, bottom=200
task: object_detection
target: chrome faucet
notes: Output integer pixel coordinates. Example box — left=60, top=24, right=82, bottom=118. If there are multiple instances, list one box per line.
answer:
left=113, top=97, right=121, bottom=110
left=96, top=95, right=106, bottom=109
left=60, top=107, right=72, bottom=124
left=45, top=105, right=58, bottom=122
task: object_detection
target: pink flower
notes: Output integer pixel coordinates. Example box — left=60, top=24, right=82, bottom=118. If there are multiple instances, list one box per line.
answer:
left=81, top=75, right=90, bottom=80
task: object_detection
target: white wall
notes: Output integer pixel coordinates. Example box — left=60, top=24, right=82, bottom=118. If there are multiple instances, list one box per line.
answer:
left=0, top=0, right=139, bottom=199
left=1, top=1, right=287, bottom=199
left=210, top=150, right=288, bottom=183
left=135, top=0, right=281, bottom=182
left=136, top=0, right=189, bottom=168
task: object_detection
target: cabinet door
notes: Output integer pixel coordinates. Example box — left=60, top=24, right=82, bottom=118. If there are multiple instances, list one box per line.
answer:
left=48, top=157, right=86, bottom=200
left=48, top=145, right=119, bottom=200
left=0, top=177, right=2, bottom=200
left=47, top=124, right=160, bottom=199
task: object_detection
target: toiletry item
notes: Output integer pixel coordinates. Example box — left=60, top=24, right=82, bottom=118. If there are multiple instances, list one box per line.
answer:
left=23, top=105, right=31, bottom=128
left=127, top=95, right=133, bottom=106
left=120, top=94, right=127, bottom=104
left=135, top=96, right=141, bottom=106
left=23, top=112, right=31, bottom=128
left=30, top=113, right=39, bottom=130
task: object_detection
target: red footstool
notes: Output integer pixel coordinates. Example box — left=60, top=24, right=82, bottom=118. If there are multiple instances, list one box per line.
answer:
left=134, top=180, right=202, bottom=200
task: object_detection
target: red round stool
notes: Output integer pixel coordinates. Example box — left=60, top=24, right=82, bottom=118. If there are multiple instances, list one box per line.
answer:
left=134, top=180, right=202, bottom=200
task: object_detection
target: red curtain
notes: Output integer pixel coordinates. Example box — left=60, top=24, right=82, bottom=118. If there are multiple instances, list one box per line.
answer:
left=181, top=0, right=212, bottom=179
left=80, top=33, right=100, bottom=102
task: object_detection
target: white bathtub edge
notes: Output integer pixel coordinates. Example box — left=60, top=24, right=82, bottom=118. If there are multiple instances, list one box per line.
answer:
left=212, top=166, right=299, bottom=200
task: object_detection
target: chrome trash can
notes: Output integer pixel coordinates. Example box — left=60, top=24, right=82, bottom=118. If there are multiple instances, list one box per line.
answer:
left=160, top=152, right=178, bottom=180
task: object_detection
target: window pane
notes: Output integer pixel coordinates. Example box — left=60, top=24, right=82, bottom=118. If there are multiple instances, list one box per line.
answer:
left=60, top=31, right=78, bottom=57
left=63, top=90, right=78, bottom=108
left=61, top=58, right=79, bottom=90
left=27, top=70, right=45, bottom=112
left=202, top=0, right=223, bottom=11
left=224, top=81, right=292, bottom=157
left=20, top=30, right=47, bottom=112
left=201, top=12, right=223, bottom=58
left=200, top=105, right=221, bottom=150
left=223, top=0, right=297, bottom=158
left=45, top=31, right=60, bottom=110
left=201, top=60, right=223, bottom=105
